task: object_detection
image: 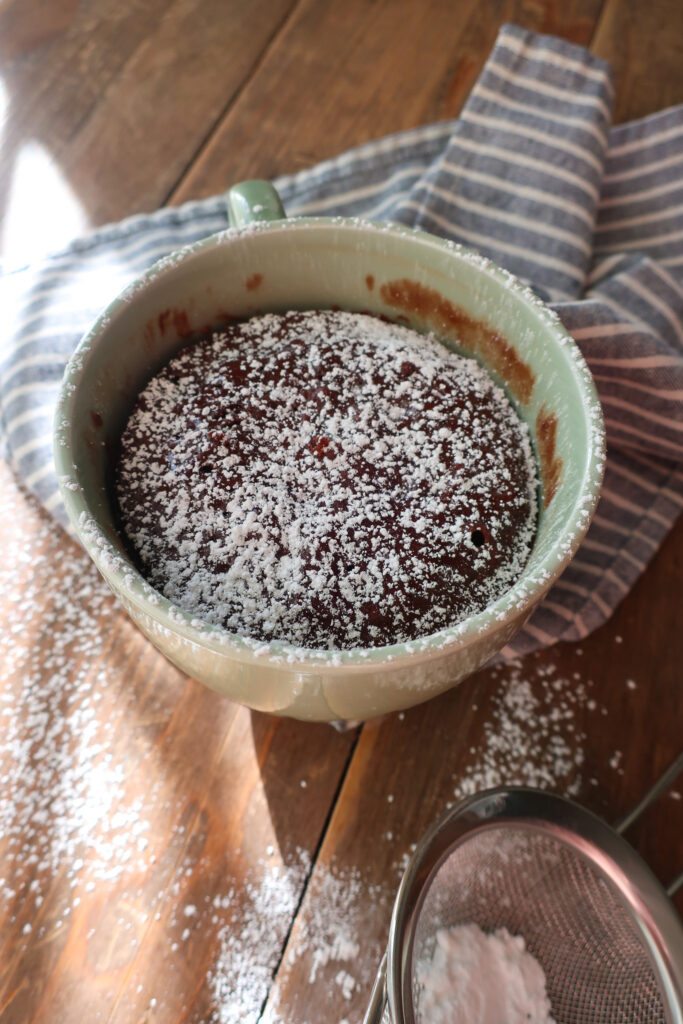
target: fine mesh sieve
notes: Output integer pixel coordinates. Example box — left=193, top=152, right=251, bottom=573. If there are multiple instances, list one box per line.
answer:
left=363, top=786, right=683, bottom=1024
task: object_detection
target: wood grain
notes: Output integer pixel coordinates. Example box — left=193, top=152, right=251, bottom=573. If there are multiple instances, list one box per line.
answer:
left=264, top=520, right=683, bottom=1021
left=0, top=464, right=355, bottom=1022
left=0, top=0, right=682, bottom=1021
left=0, top=0, right=297, bottom=261
left=172, top=0, right=606, bottom=202
left=591, top=0, right=683, bottom=123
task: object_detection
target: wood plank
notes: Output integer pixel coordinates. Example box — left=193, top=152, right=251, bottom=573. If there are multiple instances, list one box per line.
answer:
left=263, top=522, right=683, bottom=1023
left=0, top=0, right=174, bottom=264
left=1, top=0, right=682, bottom=1020
left=171, top=0, right=604, bottom=203
left=0, top=0, right=297, bottom=265
left=591, top=0, right=683, bottom=123
left=621, top=767, right=683, bottom=917
left=200, top=3, right=682, bottom=1012
left=62, top=0, right=299, bottom=223
left=0, top=463, right=356, bottom=1022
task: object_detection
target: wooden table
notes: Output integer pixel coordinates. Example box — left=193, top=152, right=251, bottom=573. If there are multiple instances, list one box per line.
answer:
left=1, top=2, right=681, bottom=1021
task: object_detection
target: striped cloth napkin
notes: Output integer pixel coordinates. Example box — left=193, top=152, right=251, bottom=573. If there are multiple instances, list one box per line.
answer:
left=1, top=23, right=681, bottom=659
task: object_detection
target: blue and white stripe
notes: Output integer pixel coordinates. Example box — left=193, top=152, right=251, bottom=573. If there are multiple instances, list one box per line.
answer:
left=1, top=23, right=681, bottom=658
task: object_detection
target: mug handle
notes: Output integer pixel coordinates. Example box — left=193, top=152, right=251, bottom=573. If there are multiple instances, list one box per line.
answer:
left=226, top=179, right=287, bottom=227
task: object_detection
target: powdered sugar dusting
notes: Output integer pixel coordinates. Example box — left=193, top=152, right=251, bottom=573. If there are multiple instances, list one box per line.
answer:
left=0, top=465, right=173, bottom=969
left=0, top=459, right=603, bottom=1023
left=0, top=508, right=149, bottom=882
left=261, top=861, right=390, bottom=1024
left=453, top=659, right=591, bottom=800
left=0, top=469, right=339, bottom=1020
left=207, top=851, right=311, bottom=1024
left=117, top=310, right=537, bottom=650
left=416, top=924, right=556, bottom=1024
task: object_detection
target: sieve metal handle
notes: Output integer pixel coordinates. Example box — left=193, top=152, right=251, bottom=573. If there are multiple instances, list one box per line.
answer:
left=362, top=953, right=387, bottom=1024
left=615, top=750, right=683, bottom=897
left=667, top=870, right=683, bottom=898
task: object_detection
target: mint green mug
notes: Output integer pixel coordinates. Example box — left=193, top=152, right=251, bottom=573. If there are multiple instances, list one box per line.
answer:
left=54, top=181, right=604, bottom=722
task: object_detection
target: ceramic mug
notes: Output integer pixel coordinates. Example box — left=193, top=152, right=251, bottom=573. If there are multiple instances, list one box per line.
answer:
left=54, top=181, right=604, bottom=722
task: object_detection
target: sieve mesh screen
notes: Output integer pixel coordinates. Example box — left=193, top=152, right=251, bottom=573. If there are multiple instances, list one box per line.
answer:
left=409, top=826, right=665, bottom=1024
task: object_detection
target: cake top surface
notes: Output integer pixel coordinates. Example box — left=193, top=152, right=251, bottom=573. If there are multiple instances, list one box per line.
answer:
left=115, top=310, right=537, bottom=649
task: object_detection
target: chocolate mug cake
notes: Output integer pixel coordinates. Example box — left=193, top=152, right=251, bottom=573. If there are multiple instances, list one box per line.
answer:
left=114, top=310, right=538, bottom=649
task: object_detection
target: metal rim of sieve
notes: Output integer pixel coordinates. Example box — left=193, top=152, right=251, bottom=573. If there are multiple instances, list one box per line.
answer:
left=363, top=786, right=683, bottom=1024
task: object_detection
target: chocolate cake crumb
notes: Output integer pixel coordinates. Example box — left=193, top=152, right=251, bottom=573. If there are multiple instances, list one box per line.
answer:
left=115, top=311, right=537, bottom=649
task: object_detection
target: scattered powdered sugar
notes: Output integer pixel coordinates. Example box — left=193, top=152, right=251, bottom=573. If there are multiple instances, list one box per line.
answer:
left=0, top=470, right=160, bottom=925
left=262, top=861, right=390, bottom=1024
left=207, top=850, right=311, bottom=1024
left=0, top=462, right=610, bottom=1023
left=117, top=310, right=537, bottom=651
left=334, top=969, right=357, bottom=1001
left=415, top=924, right=556, bottom=1024
left=194, top=658, right=597, bottom=1023
left=453, top=658, right=592, bottom=800
left=0, top=467, right=337, bottom=1021
left=300, top=871, right=365, bottom=986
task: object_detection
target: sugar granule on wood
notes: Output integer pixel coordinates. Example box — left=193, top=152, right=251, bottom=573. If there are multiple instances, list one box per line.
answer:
left=0, top=469, right=160, bottom=934
left=453, top=659, right=590, bottom=800
left=206, top=849, right=311, bottom=1024
left=261, top=862, right=390, bottom=1024
left=0, top=466, right=603, bottom=1024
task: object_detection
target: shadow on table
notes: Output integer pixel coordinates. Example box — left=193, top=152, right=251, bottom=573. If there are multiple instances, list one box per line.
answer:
left=248, top=709, right=359, bottom=866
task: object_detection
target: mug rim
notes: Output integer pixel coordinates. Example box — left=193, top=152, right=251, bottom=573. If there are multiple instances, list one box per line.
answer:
left=54, top=214, right=605, bottom=671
